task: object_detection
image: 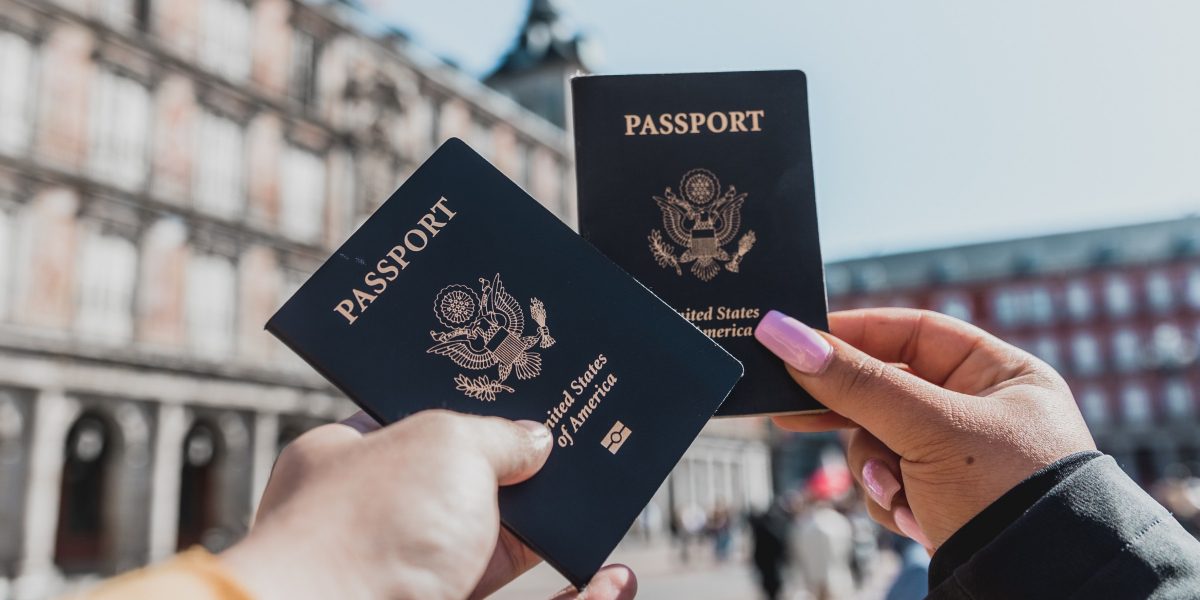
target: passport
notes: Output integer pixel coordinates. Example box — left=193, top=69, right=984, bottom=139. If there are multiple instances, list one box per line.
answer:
left=571, top=70, right=829, bottom=416
left=266, top=139, right=743, bottom=588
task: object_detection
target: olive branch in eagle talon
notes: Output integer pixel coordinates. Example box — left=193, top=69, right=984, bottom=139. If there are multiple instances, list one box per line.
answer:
left=647, top=169, right=753, bottom=282
left=453, top=374, right=513, bottom=402
left=427, top=274, right=554, bottom=401
left=648, top=229, right=683, bottom=276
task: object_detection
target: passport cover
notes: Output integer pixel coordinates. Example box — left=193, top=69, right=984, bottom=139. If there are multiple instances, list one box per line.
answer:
left=266, top=138, right=743, bottom=588
left=571, top=70, right=828, bottom=416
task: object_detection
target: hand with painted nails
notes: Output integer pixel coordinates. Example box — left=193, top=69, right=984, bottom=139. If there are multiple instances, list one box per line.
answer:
left=220, top=410, right=638, bottom=600
left=755, top=308, right=1096, bottom=551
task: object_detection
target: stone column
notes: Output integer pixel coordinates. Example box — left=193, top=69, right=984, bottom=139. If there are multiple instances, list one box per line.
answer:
left=16, top=391, right=78, bottom=597
left=249, top=411, right=279, bottom=521
left=147, top=403, right=186, bottom=563
left=109, top=402, right=155, bottom=573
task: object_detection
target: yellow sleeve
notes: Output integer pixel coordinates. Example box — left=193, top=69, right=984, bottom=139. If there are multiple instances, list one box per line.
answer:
left=70, top=548, right=255, bottom=600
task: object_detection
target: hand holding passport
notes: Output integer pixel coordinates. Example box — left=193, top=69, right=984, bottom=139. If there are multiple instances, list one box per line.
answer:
left=267, top=70, right=829, bottom=590
left=269, top=139, right=746, bottom=588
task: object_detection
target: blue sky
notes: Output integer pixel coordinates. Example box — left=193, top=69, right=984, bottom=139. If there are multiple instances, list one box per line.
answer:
left=372, top=0, right=1200, bottom=260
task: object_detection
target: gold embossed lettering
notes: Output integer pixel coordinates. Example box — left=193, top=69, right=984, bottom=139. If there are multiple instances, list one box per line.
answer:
left=334, top=300, right=358, bottom=324
left=747, top=109, right=765, bottom=131
left=623, top=114, right=641, bottom=136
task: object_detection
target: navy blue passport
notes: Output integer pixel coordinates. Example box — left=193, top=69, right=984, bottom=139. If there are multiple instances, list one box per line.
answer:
left=266, top=139, right=742, bottom=588
left=572, top=70, right=829, bottom=416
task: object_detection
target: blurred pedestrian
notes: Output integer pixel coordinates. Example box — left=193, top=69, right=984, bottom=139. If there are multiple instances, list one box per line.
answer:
left=789, top=466, right=855, bottom=600
left=844, top=498, right=880, bottom=586
left=748, top=496, right=791, bottom=600
left=677, top=502, right=707, bottom=564
left=707, top=501, right=733, bottom=562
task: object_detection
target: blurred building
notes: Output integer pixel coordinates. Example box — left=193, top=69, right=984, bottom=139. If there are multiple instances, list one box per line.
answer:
left=485, top=0, right=597, bottom=129
left=0, top=0, right=770, bottom=597
left=814, top=217, right=1200, bottom=486
left=0, top=0, right=576, bottom=596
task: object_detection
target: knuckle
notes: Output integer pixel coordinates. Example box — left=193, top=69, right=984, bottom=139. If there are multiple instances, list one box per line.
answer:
left=838, top=355, right=888, bottom=399
left=407, top=409, right=469, bottom=441
left=274, top=433, right=322, bottom=478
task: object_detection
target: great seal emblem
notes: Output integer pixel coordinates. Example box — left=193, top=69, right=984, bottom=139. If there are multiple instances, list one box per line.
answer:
left=648, top=168, right=756, bottom=281
left=427, top=274, right=554, bottom=401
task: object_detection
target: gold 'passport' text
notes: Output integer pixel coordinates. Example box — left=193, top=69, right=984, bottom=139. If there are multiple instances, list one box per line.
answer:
left=333, top=197, right=456, bottom=325
left=623, top=110, right=765, bottom=136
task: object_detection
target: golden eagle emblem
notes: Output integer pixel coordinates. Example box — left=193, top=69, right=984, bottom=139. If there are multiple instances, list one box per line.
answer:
left=648, top=168, right=756, bottom=281
left=427, top=274, right=555, bottom=401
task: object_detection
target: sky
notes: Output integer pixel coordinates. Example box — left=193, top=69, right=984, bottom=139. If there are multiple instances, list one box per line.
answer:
left=372, top=0, right=1200, bottom=260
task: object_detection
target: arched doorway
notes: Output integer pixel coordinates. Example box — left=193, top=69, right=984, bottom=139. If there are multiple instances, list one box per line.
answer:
left=53, top=412, right=115, bottom=574
left=176, top=420, right=223, bottom=550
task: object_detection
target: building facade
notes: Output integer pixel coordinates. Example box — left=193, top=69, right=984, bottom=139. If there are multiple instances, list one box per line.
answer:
left=0, top=0, right=577, bottom=597
left=0, top=1, right=769, bottom=597
left=823, top=217, right=1200, bottom=486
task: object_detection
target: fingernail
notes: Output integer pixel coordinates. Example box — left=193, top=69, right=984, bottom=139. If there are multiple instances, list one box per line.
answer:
left=339, top=411, right=381, bottom=434
left=893, top=506, right=932, bottom=550
left=516, top=420, right=552, bottom=450
left=754, top=310, right=833, bottom=374
left=862, top=459, right=901, bottom=511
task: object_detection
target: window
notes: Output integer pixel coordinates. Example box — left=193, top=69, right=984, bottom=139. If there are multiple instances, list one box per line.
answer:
left=1145, top=271, right=1174, bottom=313
left=1120, top=384, right=1152, bottom=424
left=1151, top=324, right=1189, bottom=369
left=1164, top=379, right=1194, bottom=419
left=469, top=116, right=493, bottom=158
left=200, top=0, right=251, bottom=80
left=936, top=293, right=973, bottom=323
left=1111, top=329, right=1141, bottom=373
left=0, top=31, right=35, bottom=153
left=1078, top=388, right=1108, bottom=426
left=993, top=289, right=1017, bottom=326
left=280, top=147, right=326, bottom=243
left=96, top=0, right=136, bottom=28
left=193, top=110, right=245, bottom=218
left=289, top=29, right=319, bottom=108
left=1032, top=336, right=1061, bottom=371
left=1070, top=333, right=1102, bottom=376
left=88, top=69, right=150, bottom=189
left=1065, top=279, right=1093, bottom=321
left=992, top=286, right=1053, bottom=327
left=1187, top=267, right=1200, bottom=309
left=75, top=230, right=137, bottom=342
left=135, top=0, right=152, bottom=31
left=1104, top=275, right=1134, bottom=317
left=186, top=254, right=236, bottom=357
left=1029, top=287, right=1053, bottom=324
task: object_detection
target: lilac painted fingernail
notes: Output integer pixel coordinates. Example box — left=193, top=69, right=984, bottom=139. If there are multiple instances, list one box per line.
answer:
left=862, top=459, right=901, bottom=511
left=339, top=411, right=381, bottom=434
left=754, top=310, right=834, bottom=374
left=894, top=506, right=933, bottom=550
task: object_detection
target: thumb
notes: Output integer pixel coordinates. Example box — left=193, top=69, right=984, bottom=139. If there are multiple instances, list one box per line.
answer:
left=465, top=416, right=555, bottom=486
left=548, top=565, right=638, bottom=600
left=755, top=310, right=954, bottom=454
